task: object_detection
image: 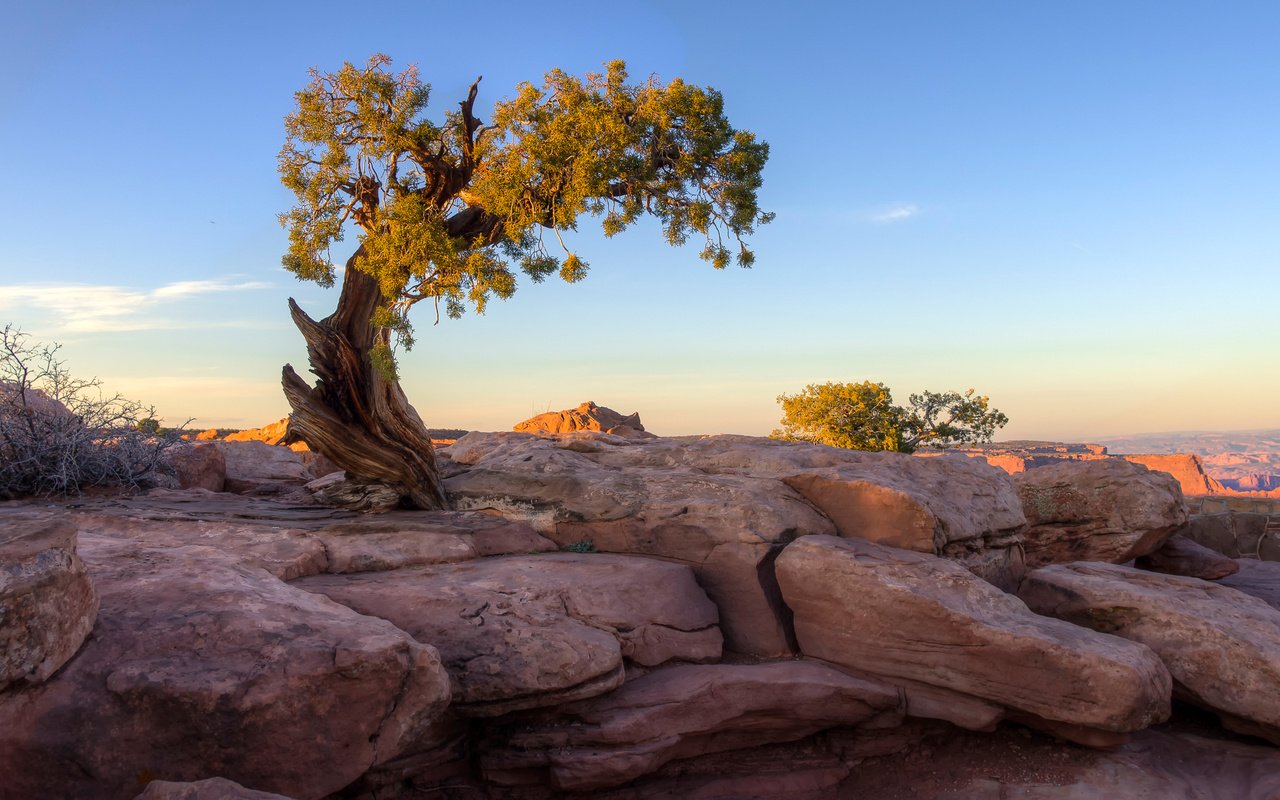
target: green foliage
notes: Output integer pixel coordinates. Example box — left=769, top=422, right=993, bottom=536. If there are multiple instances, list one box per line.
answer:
left=279, top=55, right=770, bottom=370
left=771, top=381, right=1008, bottom=454
left=564, top=539, right=596, bottom=554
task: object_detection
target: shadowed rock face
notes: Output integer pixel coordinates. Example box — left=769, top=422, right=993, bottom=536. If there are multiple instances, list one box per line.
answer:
left=0, top=532, right=452, bottom=800
left=1015, top=458, right=1188, bottom=567
left=0, top=512, right=99, bottom=692
left=1135, top=533, right=1239, bottom=579
left=293, top=553, right=722, bottom=715
left=776, top=536, right=1171, bottom=739
left=480, top=661, right=902, bottom=792
left=133, top=777, right=293, bottom=799
left=1020, top=561, right=1280, bottom=743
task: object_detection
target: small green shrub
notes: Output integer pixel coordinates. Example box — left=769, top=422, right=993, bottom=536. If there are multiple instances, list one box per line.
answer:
left=564, top=539, right=596, bottom=554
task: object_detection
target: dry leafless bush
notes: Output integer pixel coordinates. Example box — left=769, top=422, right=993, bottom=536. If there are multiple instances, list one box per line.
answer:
left=0, top=324, right=188, bottom=498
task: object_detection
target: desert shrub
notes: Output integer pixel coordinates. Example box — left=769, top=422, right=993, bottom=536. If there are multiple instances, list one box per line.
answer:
left=564, top=539, right=596, bottom=554
left=0, top=325, right=187, bottom=497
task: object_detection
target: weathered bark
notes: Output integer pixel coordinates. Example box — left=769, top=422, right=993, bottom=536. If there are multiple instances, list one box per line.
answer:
left=281, top=255, right=449, bottom=510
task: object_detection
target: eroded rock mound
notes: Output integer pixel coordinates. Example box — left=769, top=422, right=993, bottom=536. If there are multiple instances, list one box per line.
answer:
left=1015, top=458, right=1187, bottom=567
left=514, top=400, right=654, bottom=439
left=776, top=535, right=1171, bottom=741
left=1020, top=562, right=1280, bottom=743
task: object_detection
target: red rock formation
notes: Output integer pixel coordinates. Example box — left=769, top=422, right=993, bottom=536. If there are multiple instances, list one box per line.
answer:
left=513, top=400, right=655, bottom=439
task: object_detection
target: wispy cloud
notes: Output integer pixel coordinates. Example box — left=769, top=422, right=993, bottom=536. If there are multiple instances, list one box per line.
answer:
left=869, top=202, right=921, bottom=224
left=0, top=278, right=273, bottom=333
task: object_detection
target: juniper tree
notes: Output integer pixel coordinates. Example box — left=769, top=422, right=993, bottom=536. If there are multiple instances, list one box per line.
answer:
left=771, top=381, right=1008, bottom=453
left=279, top=56, right=770, bottom=508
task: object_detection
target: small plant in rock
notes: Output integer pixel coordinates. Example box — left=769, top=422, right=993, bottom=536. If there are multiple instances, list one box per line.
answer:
left=0, top=324, right=188, bottom=498
left=564, top=539, right=597, bottom=554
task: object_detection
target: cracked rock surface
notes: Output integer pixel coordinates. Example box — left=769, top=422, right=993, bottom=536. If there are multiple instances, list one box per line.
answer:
left=293, top=553, right=723, bottom=715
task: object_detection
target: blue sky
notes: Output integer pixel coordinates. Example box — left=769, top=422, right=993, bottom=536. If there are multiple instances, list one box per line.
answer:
left=1, top=1, right=1276, bottom=439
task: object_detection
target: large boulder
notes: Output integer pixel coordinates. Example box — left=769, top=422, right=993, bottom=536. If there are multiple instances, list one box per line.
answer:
left=443, top=432, right=1028, bottom=654
left=775, top=536, right=1171, bottom=741
left=0, top=535, right=452, bottom=799
left=480, top=661, right=902, bottom=792
left=294, top=553, right=721, bottom=716
left=1020, top=562, right=1280, bottom=743
left=212, top=441, right=314, bottom=495
left=513, top=400, right=654, bottom=439
left=1014, top=459, right=1187, bottom=567
left=159, top=442, right=226, bottom=492
left=0, top=511, right=99, bottom=692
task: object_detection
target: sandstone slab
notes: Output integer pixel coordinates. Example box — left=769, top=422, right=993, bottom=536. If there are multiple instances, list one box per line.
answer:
left=776, top=536, right=1170, bottom=738
left=314, top=512, right=555, bottom=573
left=294, top=553, right=722, bottom=715
left=0, top=511, right=98, bottom=691
left=481, top=661, right=902, bottom=792
left=0, top=537, right=451, bottom=799
left=72, top=512, right=328, bottom=581
left=1015, top=458, right=1187, bottom=567
left=1020, top=561, right=1280, bottom=742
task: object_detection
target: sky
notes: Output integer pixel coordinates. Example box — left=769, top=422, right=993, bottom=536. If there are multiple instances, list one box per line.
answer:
left=1, top=1, right=1276, bottom=440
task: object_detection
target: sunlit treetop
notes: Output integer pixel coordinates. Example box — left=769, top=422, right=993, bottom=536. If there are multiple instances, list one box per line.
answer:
left=279, top=54, right=772, bottom=349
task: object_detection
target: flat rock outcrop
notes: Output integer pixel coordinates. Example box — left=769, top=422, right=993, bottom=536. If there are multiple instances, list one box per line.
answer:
left=1134, top=533, right=1239, bottom=579
left=0, top=512, right=99, bottom=691
left=1015, top=458, right=1187, bottom=567
left=0, top=533, right=452, bottom=799
left=775, top=536, right=1171, bottom=739
left=294, top=553, right=721, bottom=715
left=513, top=400, right=654, bottom=439
left=1020, top=562, right=1280, bottom=743
left=480, top=661, right=902, bottom=792
left=444, top=432, right=1028, bottom=653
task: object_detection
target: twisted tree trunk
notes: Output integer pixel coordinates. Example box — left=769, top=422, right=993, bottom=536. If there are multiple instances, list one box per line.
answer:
left=281, top=253, right=449, bottom=510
